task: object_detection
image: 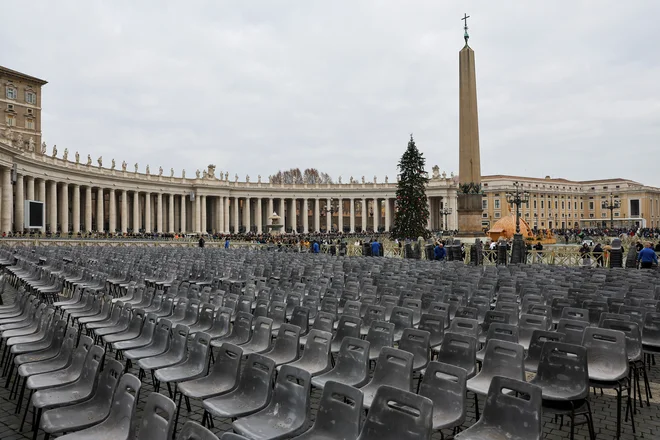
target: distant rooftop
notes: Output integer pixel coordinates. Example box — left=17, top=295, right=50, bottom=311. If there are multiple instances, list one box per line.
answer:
left=482, top=174, right=642, bottom=186
left=0, top=65, right=48, bottom=85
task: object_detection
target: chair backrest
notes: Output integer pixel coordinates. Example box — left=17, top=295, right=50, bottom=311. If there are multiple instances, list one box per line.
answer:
left=268, top=301, right=286, bottom=323
left=582, top=327, right=629, bottom=380
left=363, top=305, right=386, bottom=327
left=311, top=311, right=335, bottom=333
left=289, top=306, right=310, bottom=334
left=310, top=380, right=363, bottom=439
left=643, top=312, right=660, bottom=344
left=484, top=323, right=519, bottom=344
left=557, top=318, right=589, bottom=345
left=449, top=317, right=479, bottom=338
left=418, top=313, right=444, bottom=346
left=178, top=421, right=219, bottom=440
left=135, top=392, right=177, bottom=440
left=249, top=316, right=274, bottom=346
left=480, top=339, right=525, bottom=382
left=235, top=354, right=276, bottom=400
left=106, top=374, right=142, bottom=433
left=357, top=385, right=432, bottom=440
left=598, top=312, right=631, bottom=327
left=532, top=341, right=589, bottom=399
left=519, top=313, right=549, bottom=335
left=271, top=323, right=301, bottom=353
left=398, top=328, right=430, bottom=367
left=478, top=377, right=542, bottom=440
left=94, top=359, right=124, bottom=404
left=169, top=324, right=191, bottom=355
left=335, top=337, right=370, bottom=376
left=369, top=347, right=414, bottom=392
left=390, top=306, right=414, bottom=331
left=560, top=307, right=589, bottom=322
left=437, top=332, right=477, bottom=375
left=78, top=344, right=105, bottom=386
left=69, top=335, right=94, bottom=370
left=188, top=332, right=212, bottom=371
left=525, top=330, right=565, bottom=365
left=419, top=361, right=466, bottom=424
left=366, top=321, right=394, bottom=350
left=600, top=319, right=642, bottom=361
left=209, top=343, right=243, bottom=381
left=231, top=312, right=254, bottom=340
left=334, top=315, right=361, bottom=341
left=268, top=365, right=310, bottom=415
left=454, top=306, right=479, bottom=321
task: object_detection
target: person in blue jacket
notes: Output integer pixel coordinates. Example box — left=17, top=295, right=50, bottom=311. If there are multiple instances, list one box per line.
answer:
left=637, top=242, right=658, bottom=269
left=312, top=241, right=320, bottom=253
left=224, top=237, right=230, bottom=249
left=371, top=239, right=381, bottom=256
left=434, top=242, right=447, bottom=261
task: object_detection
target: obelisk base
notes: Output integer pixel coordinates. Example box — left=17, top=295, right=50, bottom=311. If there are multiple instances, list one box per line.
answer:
left=456, top=193, right=487, bottom=240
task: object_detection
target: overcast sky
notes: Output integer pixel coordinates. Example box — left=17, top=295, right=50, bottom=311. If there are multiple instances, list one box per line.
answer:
left=3, top=1, right=659, bottom=185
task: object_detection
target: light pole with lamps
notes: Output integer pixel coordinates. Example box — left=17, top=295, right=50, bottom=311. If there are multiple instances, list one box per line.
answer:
left=440, top=207, right=452, bottom=231
left=505, top=181, right=530, bottom=264
left=601, top=193, right=620, bottom=230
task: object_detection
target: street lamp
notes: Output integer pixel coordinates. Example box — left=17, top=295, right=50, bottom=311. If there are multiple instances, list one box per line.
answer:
left=601, top=193, right=620, bottom=230
left=505, top=181, right=530, bottom=264
left=321, top=198, right=339, bottom=216
left=440, top=207, right=452, bottom=231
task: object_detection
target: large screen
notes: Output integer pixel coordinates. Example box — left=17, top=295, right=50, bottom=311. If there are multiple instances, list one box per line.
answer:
left=24, top=200, right=45, bottom=228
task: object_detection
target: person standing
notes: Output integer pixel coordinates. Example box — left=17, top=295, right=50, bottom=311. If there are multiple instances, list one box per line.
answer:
left=371, top=239, right=381, bottom=257
left=224, top=237, right=230, bottom=249
left=593, top=243, right=604, bottom=267
left=434, top=242, right=446, bottom=261
left=637, top=242, right=658, bottom=269
left=312, top=241, right=320, bottom=254
left=198, top=236, right=205, bottom=248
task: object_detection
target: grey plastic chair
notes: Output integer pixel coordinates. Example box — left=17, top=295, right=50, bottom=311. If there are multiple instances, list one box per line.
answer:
left=455, top=377, right=542, bottom=440
left=281, top=329, right=332, bottom=376
left=360, top=305, right=387, bottom=336
left=366, top=321, right=394, bottom=361
left=434, top=332, right=477, bottom=379
left=466, top=339, right=525, bottom=420
left=178, top=421, right=220, bottom=440
left=476, top=323, right=519, bottom=363
left=356, top=385, right=433, bottom=440
left=138, top=324, right=190, bottom=386
left=561, top=307, right=590, bottom=323
left=268, top=301, right=286, bottom=334
left=529, top=341, right=595, bottom=440
left=93, top=305, right=134, bottom=339
left=232, top=365, right=311, bottom=439
left=85, top=301, right=125, bottom=332
left=518, top=313, right=549, bottom=350
left=155, top=331, right=211, bottom=385
left=448, top=317, right=479, bottom=338
left=312, top=336, right=370, bottom=389
left=205, top=306, right=233, bottom=339
left=398, top=328, right=430, bottom=372
left=124, top=319, right=172, bottom=370
left=171, top=298, right=201, bottom=327
left=54, top=373, right=141, bottom=440
left=390, top=306, right=414, bottom=342
left=292, top=380, right=362, bottom=440
left=102, top=308, right=146, bottom=347
left=40, top=359, right=124, bottom=439
left=330, top=315, right=361, bottom=353
left=240, top=316, right=273, bottom=355
left=262, top=323, right=300, bottom=366
left=300, top=311, right=334, bottom=346
left=135, top=392, right=177, bottom=440
left=524, top=329, right=565, bottom=373
left=419, top=313, right=445, bottom=349
left=289, top=306, right=310, bottom=336
left=113, top=312, right=158, bottom=353
left=202, top=354, right=275, bottom=426
left=557, top=318, right=590, bottom=345
left=178, top=342, right=242, bottom=401
left=360, top=347, right=413, bottom=409
left=419, top=361, right=467, bottom=433
left=211, top=312, right=253, bottom=347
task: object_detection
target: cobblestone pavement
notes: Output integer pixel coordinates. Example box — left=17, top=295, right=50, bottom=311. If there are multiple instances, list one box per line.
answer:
left=1, top=283, right=659, bottom=440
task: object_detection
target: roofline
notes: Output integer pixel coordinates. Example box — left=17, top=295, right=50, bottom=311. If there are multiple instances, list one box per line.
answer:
left=482, top=174, right=640, bottom=185
left=0, top=66, right=48, bottom=85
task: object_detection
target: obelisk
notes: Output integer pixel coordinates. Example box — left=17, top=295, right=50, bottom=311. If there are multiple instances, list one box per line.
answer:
left=457, top=14, right=484, bottom=237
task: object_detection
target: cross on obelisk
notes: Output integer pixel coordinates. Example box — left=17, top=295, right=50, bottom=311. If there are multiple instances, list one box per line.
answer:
left=462, top=13, right=470, bottom=44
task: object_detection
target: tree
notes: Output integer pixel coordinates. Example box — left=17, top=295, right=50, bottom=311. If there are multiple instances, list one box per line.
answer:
left=391, top=135, right=430, bottom=240
left=270, top=168, right=333, bottom=184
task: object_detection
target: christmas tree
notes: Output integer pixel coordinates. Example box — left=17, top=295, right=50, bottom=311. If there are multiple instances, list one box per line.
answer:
left=392, top=135, right=430, bottom=240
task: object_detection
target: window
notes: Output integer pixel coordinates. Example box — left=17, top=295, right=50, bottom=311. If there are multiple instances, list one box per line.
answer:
left=541, top=200, right=544, bottom=209
left=630, top=199, right=640, bottom=216
left=589, top=202, right=594, bottom=210
left=26, top=119, right=34, bottom=130
left=561, top=202, right=565, bottom=209
left=25, top=91, right=36, bottom=105
left=494, top=212, right=501, bottom=218
left=589, top=213, right=594, bottom=218
left=574, top=202, right=577, bottom=210
left=482, top=199, right=488, bottom=209
left=5, top=115, right=14, bottom=126
left=580, top=202, right=583, bottom=210
left=27, top=108, right=33, bottom=115
left=6, top=86, right=16, bottom=99
left=601, top=213, right=607, bottom=218
left=615, top=212, right=620, bottom=217
left=494, top=199, right=500, bottom=209
left=533, top=200, right=537, bottom=209
left=554, top=201, right=558, bottom=209
left=482, top=213, right=488, bottom=218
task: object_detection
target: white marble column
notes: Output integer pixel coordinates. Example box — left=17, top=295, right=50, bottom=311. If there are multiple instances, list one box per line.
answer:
left=144, top=193, right=151, bottom=233
left=338, top=198, right=343, bottom=233
left=240, top=197, right=247, bottom=233
left=194, top=194, right=201, bottom=233
left=15, top=174, right=24, bottom=232
left=233, top=197, right=239, bottom=233
left=133, top=191, right=140, bottom=233
left=224, top=197, right=230, bottom=233
left=49, top=181, right=58, bottom=233
left=156, top=193, right=163, bottom=233
left=72, top=184, right=81, bottom=234
left=26, top=176, right=35, bottom=200
left=326, top=198, right=332, bottom=232
left=373, top=198, right=379, bottom=232
left=290, top=199, right=297, bottom=233
left=179, top=194, right=186, bottom=233
left=96, top=187, right=104, bottom=232
left=84, top=187, right=92, bottom=233
left=0, top=168, right=11, bottom=233
left=200, top=195, right=207, bottom=233
left=350, top=198, right=355, bottom=233
left=267, top=198, right=273, bottom=232
left=302, top=199, right=309, bottom=233
left=385, top=198, right=391, bottom=231
left=120, top=189, right=128, bottom=234
left=168, top=194, right=175, bottom=233
left=108, top=189, right=116, bottom=233
left=256, top=198, right=263, bottom=233
left=314, top=198, right=320, bottom=232
left=60, top=183, right=69, bottom=234
left=361, top=198, right=367, bottom=232
left=38, top=179, right=46, bottom=233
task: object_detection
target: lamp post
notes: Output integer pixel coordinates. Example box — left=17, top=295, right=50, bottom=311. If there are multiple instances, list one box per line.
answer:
left=440, top=207, right=453, bottom=231
left=505, top=181, right=530, bottom=264
left=601, top=193, right=619, bottom=230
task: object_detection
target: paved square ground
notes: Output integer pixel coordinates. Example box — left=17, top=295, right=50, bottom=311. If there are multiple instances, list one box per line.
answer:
left=1, top=282, right=659, bottom=440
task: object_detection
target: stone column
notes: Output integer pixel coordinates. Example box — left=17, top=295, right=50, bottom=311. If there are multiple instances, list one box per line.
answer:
left=193, top=194, right=201, bottom=233
left=133, top=191, right=140, bottom=233
left=15, top=174, right=24, bottom=232
left=96, top=187, right=104, bottom=232
left=38, top=179, right=46, bottom=233
left=361, top=198, right=367, bottom=232
left=72, top=184, right=81, bottom=234
left=338, top=198, right=343, bottom=233
left=290, top=199, right=297, bottom=233
left=120, top=190, right=128, bottom=234
left=242, top=198, right=250, bottom=233
left=267, top=198, right=274, bottom=228
left=108, top=189, right=116, bottom=233
left=326, top=198, right=332, bottom=232
left=60, top=183, right=69, bottom=234
left=350, top=198, right=355, bottom=233
left=224, top=197, right=230, bottom=233
left=49, top=181, right=58, bottom=233
left=373, top=198, right=379, bottom=232
left=200, top=195, right=207, bottom=233
left=0, top=168, right=10, bottom=233
left=180, top=194, right=187, bottom=233
left=26, top=176, right=35, bottom=200
left=233, top=197, right=239, bottom=233
left=85, top=187, right=93, bottom=233
left=168, top=194, right=175, bottom=233
left=256, top=198, right=263, bottom=233
left=302, top=199, right=309, bottom=233
left=144, top=193, right=151, bottom=233
left=385, top=198, right=391, bottom=231
left=314, top=199, right=321, bottom=233
left=156, top=193, right=163, bottom=233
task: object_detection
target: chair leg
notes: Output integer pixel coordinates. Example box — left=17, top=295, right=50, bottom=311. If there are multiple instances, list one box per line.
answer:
left=19, top=390, right=33, bottom=432
left=173, top=393, right=183, bottom=437
left=584, top=400, right=596, bottom=440
left=473, top=392, right=480, bottom=420
left=32, top=408, right=42, bottom=440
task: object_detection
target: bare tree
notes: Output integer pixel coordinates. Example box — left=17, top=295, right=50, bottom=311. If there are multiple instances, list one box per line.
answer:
left=270, top=168, right=333, bottom=184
